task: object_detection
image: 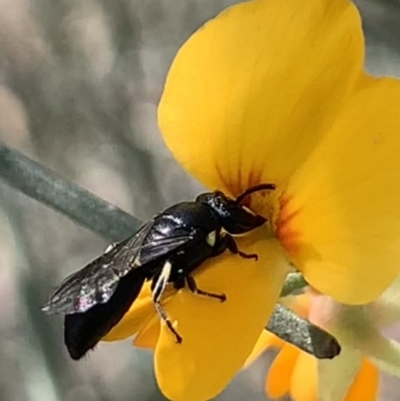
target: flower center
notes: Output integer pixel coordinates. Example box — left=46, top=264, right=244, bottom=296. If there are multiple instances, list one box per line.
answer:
left=245, top=190, right=278, bottom=238
left=274, top=194, right=301, bottom=256
left=224, top=175, right=301, bottom=258
left=244, top=188, right=301, bottom=257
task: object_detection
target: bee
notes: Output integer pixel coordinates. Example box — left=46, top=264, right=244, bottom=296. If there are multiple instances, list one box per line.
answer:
left=42, top=184, right=275, bottom=359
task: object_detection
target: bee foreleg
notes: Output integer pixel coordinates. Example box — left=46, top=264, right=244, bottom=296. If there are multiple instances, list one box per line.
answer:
left=151, top=261, right=183, bottom=344
left=226, top=235, right=258, bottom=261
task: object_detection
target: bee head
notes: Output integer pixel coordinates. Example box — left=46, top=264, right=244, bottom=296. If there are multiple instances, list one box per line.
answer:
left=196, top=184, right=275, bottom=235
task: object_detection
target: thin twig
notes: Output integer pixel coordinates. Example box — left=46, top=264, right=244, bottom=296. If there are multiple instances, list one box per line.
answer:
left=0, top=140, right=340, bottom=359
left=0, top=140, right=141, bottom=241
left=268, top=304, right=340, bottom=359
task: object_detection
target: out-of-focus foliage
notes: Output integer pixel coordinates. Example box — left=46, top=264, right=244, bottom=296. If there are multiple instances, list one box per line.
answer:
left=0, top=1, right=398, bottom=400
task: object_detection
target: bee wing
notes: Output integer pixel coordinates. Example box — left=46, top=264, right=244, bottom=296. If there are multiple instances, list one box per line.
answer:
left=42, top=221, right=193, bottom=315
left=64, top=269, right=148, bottom=360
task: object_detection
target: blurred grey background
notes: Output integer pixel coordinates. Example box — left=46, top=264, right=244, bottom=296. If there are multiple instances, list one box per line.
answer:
left=0, top=0, right=399, bottom=400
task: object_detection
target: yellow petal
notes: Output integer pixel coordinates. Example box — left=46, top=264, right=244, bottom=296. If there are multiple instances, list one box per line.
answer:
left=290, top=352, right=317, bottom=401
left=103, top=282, right=156, bottom=341
left=279, top=76, right=400, bottom=304
left=244, top=330, right=283, bottom=368
left=280, top=293, right=312, bottom=318
left=344, top=359, right=378, bottom=401
left=133, top=316, right=160, bottom=350
left=266, top=343, right=298, bottom=398
left=154, top=238, right=289, bottom=401
left=158, top=0, right=363, bottom=196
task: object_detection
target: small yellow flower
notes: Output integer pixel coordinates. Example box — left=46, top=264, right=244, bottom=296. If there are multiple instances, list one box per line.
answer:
left=103, top=0, right=400, bottom=399
left=247, top=279, right=400, bottom=401
left=245, top=293, right=379, bottom=401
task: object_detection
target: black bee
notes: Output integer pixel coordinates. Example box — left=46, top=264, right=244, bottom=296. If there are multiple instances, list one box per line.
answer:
left=42, top=183, right=275, bottom=360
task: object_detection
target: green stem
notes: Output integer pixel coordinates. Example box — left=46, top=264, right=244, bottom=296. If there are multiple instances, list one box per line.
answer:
left=280, top=272, right=308, bottom=297
left=0, top=140, right=141, bottom=241
left=267, top=304, right=340, bottom=359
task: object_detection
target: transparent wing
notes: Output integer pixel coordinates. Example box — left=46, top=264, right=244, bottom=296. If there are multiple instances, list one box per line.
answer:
left=42, top=221, right=193, bottom=315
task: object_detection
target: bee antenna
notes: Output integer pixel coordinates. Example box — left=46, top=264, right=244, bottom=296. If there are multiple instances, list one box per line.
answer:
left=235, top=183, right=276, bottom=205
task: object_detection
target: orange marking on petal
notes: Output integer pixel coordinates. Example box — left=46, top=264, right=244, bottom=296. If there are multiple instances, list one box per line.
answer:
left=276, top=195, right=302, bottom=255
left=213, top=164, right=272, bottom=219
left=214, top=163, right=235, bottom=196
left=236, top=154, right=243, bottom=195
left=215, top=162, right=267, bottom=204
left=247, top=168, right=263, bottom=189
left=278, top=209, right=300, bottom=227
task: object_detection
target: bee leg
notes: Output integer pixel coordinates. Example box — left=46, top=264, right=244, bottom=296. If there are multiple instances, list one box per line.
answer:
left=151, top=261, right=183, bottom=344
left=154, top=302, right=183, bottom=344
left=226, top=235, right=258, bottom=261
left=186, top=275, right=226, bottom=303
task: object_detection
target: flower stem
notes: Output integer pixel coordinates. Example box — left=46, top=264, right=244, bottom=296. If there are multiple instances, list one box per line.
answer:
left=280, top=272, right=308, bottom=297
left=267, top=304, right=341, bottom=359
left=0, top=140, right=340, bottom=360
left=0, top=140, right=141, bottom=241
left=364, top=334, right=400, bottom=377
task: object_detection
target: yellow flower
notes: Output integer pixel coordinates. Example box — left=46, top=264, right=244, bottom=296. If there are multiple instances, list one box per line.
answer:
left=246, top=280, right=400, bottom=401
left=103, top=0, right=400, bottom=399
left=245, top=294, right=380, bottom=401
